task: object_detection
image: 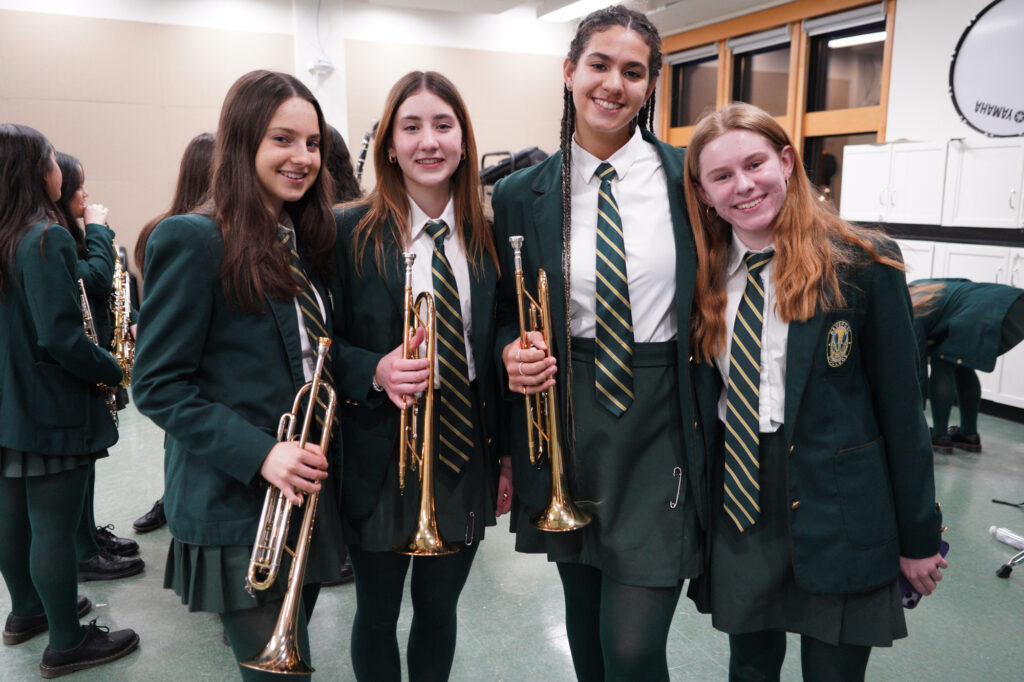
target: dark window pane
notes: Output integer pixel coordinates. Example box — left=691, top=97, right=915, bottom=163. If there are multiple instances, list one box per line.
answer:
left=803, top=132, right=877, bottom=208
left=732, top=45, right=790, bottom=116
left=670, top=58, right=718, bottom=127
left=807, top=23, right=886, bottom=112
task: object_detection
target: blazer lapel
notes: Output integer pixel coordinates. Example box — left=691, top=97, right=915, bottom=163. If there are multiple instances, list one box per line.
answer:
left=267, top=296, right=306, bottom=392
left=783, top=312, right=827, bottom=446
left=531, top=154, right=568, bottom=367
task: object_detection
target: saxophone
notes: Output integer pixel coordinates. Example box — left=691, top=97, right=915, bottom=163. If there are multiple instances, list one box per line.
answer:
left=78, top=279, right=119, bottom=424
left=110, top=251, right=134, bottom=388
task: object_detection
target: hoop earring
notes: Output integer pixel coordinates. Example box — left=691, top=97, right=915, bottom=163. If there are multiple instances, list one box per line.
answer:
left=704, top=205, right=717, bottom=222
left=387, top=154, right=397, bottom=164
left=460, top=150, right=466, bottom=161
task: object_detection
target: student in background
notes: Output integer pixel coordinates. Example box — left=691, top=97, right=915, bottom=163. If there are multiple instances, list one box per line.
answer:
left=0, top=122, right=139, bottom=678
left=909, top=278, right=1024, bottom=453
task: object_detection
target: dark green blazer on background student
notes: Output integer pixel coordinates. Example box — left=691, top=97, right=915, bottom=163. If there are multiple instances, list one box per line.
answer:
left=331, top=205, right=501, bottom=530
left=0, top=223, right=121, bottom=455
left=132, top=213, right=344, bottom=554
left=491, top=128, right=708, bottom=585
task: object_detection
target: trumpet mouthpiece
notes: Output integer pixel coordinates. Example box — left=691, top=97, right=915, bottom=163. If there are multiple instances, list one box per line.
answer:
left=509, top=236, right=524, bottom=252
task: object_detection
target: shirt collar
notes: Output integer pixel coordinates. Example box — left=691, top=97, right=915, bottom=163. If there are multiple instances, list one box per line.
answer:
left=409, top=194, right=457, bottom=241
left=727, top=233, right=775, bottom=276
left=571, top=126, right=645, bottom=186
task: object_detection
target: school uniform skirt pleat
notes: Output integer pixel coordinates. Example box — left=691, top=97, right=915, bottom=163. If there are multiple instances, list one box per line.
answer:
left=344, top=383, right=495, bottom=552
left=0, top=447, right=103, bottom=478
left=513, top=338, right=701, bottom=588
left=164, top=473, right=345, bottom=614
left=709, top=430, right=906, bottom=647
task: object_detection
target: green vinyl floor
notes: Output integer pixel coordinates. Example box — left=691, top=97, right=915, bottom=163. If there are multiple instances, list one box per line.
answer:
left=2, top=402, right=1022, bottom=681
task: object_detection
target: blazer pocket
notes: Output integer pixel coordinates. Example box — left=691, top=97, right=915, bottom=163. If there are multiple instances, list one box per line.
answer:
left=834, top=437, right=898, bottom=549
left=32, top=361, right=88, bottom=428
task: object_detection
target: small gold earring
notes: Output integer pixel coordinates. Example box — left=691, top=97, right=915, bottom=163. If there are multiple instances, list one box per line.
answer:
left=388, top=154, right=397, bottom=164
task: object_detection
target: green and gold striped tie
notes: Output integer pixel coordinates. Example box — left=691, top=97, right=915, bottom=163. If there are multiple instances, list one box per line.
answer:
left=723, top=250, right=774, bottom=532
left=280, top=228, right=335, bottom=430
left=594, top=162, right=634, bottom=416
left=425, top=220, right=474, bottom=475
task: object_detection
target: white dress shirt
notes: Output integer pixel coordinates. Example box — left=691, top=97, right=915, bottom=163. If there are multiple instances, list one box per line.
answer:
left=714, top=235, right=788, bottom=433
left=407, top=195, right=476, bottom=385
left=279, top=218, right=327, bottom=382
left=568, top=127, right=677, bottom=342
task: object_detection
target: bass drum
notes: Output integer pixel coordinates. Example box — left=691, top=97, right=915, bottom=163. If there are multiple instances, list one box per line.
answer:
left=949, top=0, right=1024, bottom=137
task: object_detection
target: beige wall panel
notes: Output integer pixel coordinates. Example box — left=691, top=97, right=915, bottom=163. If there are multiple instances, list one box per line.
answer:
left=344, top=40, right=565, bottom=193
left=0, top=9, right=293, bottom=271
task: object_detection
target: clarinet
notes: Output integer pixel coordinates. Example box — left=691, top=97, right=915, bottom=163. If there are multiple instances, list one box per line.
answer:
left=355, top=120, right=379, bottom=184
left=78, top=279, right=119, bottom=425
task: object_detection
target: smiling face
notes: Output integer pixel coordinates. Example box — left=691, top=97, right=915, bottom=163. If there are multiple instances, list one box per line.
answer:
left=696, top=129, right=795, bottom=250
left=388, top=89, right=463, bottom=205
left=254, top=96, right=322, bottom=217
left=564, top=25, right=656, bottom=159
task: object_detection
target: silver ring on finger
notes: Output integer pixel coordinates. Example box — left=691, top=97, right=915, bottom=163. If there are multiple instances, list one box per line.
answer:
left=516, top=348, right=522, bottom=362
left=518, top=362, right=525, bottom=376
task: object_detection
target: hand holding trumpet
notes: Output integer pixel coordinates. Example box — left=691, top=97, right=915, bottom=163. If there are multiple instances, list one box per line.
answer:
left=375, top=326, right=431, bottom=408
left=502, top=331, right=556, bottom=395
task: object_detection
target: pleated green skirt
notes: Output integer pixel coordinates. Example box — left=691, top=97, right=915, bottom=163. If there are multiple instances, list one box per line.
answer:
left=0, top=446, right=102, bottom=478
left=512, top=339, right=702, bottom=588
left=709, top=430, right=906, bottom=647
left=164, top=480, right=345, bottom=614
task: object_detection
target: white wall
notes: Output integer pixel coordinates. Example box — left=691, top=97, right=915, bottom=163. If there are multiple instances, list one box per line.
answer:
left=0, top=0, right=293, bottom=32
left=885, top=0, right=994, bottom=141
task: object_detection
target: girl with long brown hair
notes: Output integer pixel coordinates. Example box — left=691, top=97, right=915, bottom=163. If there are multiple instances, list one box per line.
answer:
left=132, top=70, right=343, bottom=680
left=332, top=70, right=506, bottom=681
left=0, top=123, right=139, bottom=678
left=492, top=6, right=706, bottom=679
left=684, top=101, right=947, bottom=680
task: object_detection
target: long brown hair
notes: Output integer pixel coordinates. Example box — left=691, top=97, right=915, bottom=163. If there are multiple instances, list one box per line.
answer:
left=909, top=280, right=945, bottom=318
left=349, top=71, right=495, bottom=274
left=55, top=152, right=87, bottom=258
left=684, top=102, right=902, bottom=363
left=209, top=70, right=335, bottom=310
left=0, top=124, right=59, bottom=294
left=135, top=132, right=215, bottom=277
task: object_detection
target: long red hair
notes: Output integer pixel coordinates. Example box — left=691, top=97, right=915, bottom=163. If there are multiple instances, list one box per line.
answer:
left=683, top=102, right=901, bottom=363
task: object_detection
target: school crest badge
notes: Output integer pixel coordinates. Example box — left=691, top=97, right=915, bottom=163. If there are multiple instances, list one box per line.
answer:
left=826, top=320, right=852, bottom=367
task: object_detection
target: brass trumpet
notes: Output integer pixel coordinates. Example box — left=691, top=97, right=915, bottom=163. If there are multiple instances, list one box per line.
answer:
left=395, top=252, right=457, bottom=556
left=509, top=236, right=592, bottom=532
left=78, top=278, right=118, bottom=424
left=243, top=337, right=337, bottom=674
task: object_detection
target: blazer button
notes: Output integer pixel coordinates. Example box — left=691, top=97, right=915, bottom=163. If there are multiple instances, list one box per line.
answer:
left=693, top=421, right=698, bottom=429
left=791, top=500, right=801, bottom=510
left=487, top=437, right=493, bottom=445
left=789, top=445, right=794, bottom=454
left=482, top=400, right=487, bottom=408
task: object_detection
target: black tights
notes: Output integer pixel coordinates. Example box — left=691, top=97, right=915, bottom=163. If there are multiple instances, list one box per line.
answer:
left=929, top=358, right=981, bottom=434
left=0, top=467, right=89, bottom=649
left=556, top=562, right=682, bottom=682
left=728, top=630, right=871, bottom=682
left=348, top=542, right=479, bottom=682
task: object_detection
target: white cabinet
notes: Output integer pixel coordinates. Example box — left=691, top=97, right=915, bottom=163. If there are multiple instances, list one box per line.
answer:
left=1001, top=249, right=1024, bottom=409
left=895, top=238, right=936, bottom=282
left=840, top=142, right=948, bottom=224
left=942, top=138, right=1024, bottom=229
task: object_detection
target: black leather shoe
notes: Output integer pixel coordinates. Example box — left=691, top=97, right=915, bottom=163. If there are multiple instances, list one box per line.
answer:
left=77, top=550, right=144, bottom=582
left=39, top=620, right=139, bottom=678
left=95, top=525, right=139, bottom=557
left=322, top=557, right=354, bottom=587
left=132, top=499, right=165, bottom=534
left=948, top=426, right=982, bottom=452
left=3, top=597, right=91, bottom=646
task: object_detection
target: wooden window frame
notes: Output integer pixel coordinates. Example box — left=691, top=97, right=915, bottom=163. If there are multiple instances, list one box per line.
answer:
left=660, top=0, right=897, bottom=152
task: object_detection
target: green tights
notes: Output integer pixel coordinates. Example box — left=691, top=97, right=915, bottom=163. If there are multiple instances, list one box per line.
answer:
left=0, top=467, right=89, bottom=649
left=219, top=586, right=317, bottom=682
left=728, top=630, right=871, bottom=681
left=556, top=562, right=683, bottom=682
left=348, top=542, right=479, bottom=682
left=929, top=358, right=981, bottom=434
left=74, top=464, right=100, bottom=561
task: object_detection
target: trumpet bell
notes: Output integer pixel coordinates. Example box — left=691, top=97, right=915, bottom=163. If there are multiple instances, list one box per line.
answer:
left=531, top=499, right=592, bottom=532
left=240, top=630, right=314, bottom=675
left=394, top=508, right=459, bottom=556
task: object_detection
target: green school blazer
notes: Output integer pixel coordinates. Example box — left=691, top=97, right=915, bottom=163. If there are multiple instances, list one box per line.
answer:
left=693, top=242, right=944, bottom=596
left=0, top=222, right=121, bottom=454
left=132, top=214, right=340, bottom=546
left=490, top=129, right=708, bottom=533
left=331, top=206, right=501, bottom=520
left=75, top=222, right=116, bottom=346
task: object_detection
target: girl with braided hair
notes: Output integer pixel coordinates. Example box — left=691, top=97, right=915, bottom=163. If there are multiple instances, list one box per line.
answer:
left=492, top=6, right=706, bottom=679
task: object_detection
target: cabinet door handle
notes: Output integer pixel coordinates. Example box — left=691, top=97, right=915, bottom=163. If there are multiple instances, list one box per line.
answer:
left=1011, top=189, right=1017, bottom=210
left=879, top=189, right=886, bottom=206
left=890, top=190, right=896, bottom=206
left=995, top=266, right=1004, bottom=284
